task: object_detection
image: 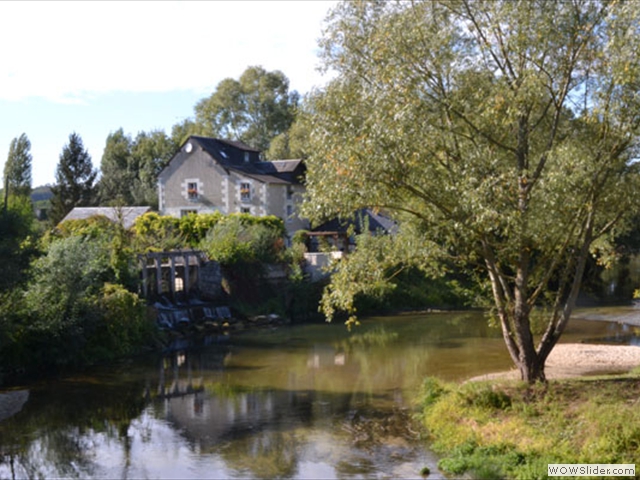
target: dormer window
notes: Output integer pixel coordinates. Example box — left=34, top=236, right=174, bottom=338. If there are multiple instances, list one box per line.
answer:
left=187, top=182, right=198, bottom=199
left=240, top=182, right=251, bottom=202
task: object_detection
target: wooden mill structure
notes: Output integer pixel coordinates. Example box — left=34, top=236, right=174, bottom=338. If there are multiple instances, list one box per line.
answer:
left=138, top=250, right=207, bottom=301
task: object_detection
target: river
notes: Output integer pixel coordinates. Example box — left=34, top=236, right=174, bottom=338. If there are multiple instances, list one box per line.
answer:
left=1, top=310, right=640, bottom=479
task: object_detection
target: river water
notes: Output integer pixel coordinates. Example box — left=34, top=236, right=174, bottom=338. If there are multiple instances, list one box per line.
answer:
left=1, top=310, right=640, bottom=479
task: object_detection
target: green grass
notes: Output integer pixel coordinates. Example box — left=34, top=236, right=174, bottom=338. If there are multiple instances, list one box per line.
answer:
left=419, top=374, right=640, bottom=479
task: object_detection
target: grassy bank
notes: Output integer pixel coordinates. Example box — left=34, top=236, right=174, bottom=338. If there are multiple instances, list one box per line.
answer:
left=419, top=372, right=640, bottom=479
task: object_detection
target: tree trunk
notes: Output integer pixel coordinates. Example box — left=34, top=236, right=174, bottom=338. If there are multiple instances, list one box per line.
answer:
left=516, top=351, right=546, bottom=383
left=498, top=309, right=548, bottom=383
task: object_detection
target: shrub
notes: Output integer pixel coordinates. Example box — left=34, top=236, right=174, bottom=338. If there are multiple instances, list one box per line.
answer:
left=131, top=212, right=181, bottom=251
left=199, top=215, right=285, bottom=265
left=84, top=283, right=154, bottom=362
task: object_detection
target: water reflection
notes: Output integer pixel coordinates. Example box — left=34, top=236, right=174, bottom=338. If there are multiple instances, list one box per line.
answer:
left=2, top=311, right=640, bottom=479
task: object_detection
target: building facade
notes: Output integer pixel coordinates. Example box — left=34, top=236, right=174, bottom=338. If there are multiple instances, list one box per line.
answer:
left=158, top=136, right=308, bottom=236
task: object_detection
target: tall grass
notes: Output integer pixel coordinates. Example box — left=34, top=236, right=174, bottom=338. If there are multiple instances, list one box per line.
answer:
left=419, top=376, right=640, bottom=479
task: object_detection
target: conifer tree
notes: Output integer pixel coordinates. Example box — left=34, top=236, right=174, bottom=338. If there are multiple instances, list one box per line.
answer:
left=50, top=133, right=97, bottom=225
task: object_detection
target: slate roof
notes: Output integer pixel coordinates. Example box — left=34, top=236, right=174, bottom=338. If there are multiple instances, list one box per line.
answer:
left=311, top=209, right=398, bottom=235
left=180, top=136, right=304, bottom=185
left=190, top=136, right=261, bottom=166
left=229, top=159, right=305, bottom=184
left=60, top=206, right=151, bottom=229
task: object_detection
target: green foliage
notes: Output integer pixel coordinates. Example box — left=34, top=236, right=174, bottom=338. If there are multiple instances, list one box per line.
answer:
left=17, top=236, right=112, bottom=368
left=319, top=226, right=445, bottom=327
left=0, top=196, right=39, bottom=292
left=419, top=377, right=448, bottom=408
left=98, top=128, right=175, bottom=208
left=85, top=283, right=154, bottom=362
left=305, top=0, right=640, bottom=381
left=461, top=383, right=512, bottom=410
left=421, top=377, right=640, bottom=479
left=178, top=211, right=225, bottom=247
left=52, top=215, right=116, bottom=241
left=50, top=133, right=97, bottom=225
left=131, top=211, right=181, bottom=251
left=131, top=211, right=286, bottom=255
left=199, top=214, right=285, bottom=265
left=3, top=133, right=32, bottom=199
left=98, top=128, right=134, bottom=204
left=194, top=66, right=299, bottom=152
left=0, top=231, right=150, bottom=379
left=265, top=116, right=310, bottom=160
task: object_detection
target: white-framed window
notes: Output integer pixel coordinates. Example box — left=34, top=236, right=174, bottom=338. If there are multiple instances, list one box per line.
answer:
left=286, top=185, right=294, bottom=200
left=240, top=182, right=251, bottom=202
left=286, top=204, right=294, bottom=221
left=187, top=182, right=198, bottom=200
left=241, top=207, right=251, bottom=214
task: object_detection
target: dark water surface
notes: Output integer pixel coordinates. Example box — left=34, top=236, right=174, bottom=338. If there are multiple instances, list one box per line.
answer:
left=1, top=310, right=639, bottom=479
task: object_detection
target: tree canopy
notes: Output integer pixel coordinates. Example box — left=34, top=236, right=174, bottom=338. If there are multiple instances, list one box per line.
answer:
left=98, top=129, right=175, bottom=208
left=50, top=133, right=97, bottom=225
left=3, top=133, right=32, bottom=204
left=302, top=0, right=640, bottom=382
left=194, top=66, right=299, bottom=153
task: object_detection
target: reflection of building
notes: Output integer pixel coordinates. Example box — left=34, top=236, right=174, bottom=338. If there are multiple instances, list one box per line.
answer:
left=307, top=345, right=347, bottom=369
left=0, top=390, right=29, bottom=422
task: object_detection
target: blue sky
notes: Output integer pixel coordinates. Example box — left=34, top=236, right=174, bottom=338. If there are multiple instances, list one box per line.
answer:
left=0, top=1, right=337, bottom=187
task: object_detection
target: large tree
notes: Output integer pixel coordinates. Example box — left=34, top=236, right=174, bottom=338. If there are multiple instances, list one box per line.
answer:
left=130, top=130, right=175, bottom=207
left=97, top=129, right=174, bottom=208
left=3, top=133, right=32, bottom=209
left=98, top=128, right=134, bottom=205
left=302, top=0, right=640, bottom=383
left=50, top=133, right=97, bottom=225
left=194, top=66, right=299, bottom=152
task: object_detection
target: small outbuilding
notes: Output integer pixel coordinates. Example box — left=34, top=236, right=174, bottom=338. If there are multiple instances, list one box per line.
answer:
left=59, top=206, right=152, bottom=230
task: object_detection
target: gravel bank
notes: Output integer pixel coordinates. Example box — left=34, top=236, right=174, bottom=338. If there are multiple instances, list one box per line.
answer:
left=470, top=343, right=640, bottom=381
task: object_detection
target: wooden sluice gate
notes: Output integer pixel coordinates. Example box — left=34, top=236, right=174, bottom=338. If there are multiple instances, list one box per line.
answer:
left=138, top=250, right=209, bottom=302
left=138, top=250, right=232, bottom=331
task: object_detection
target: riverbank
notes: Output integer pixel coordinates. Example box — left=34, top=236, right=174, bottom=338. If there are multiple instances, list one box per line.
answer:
left=421, top=340, right=640, bottom=479
left=470, top=342, right=640, bottom=381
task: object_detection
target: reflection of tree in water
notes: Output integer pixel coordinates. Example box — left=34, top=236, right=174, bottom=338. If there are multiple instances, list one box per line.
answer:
left=335, top=404, right=422, bottom=478
left=218, top=429, right=301, bottom=479
left=335, top=326, right=399, bottom=353
left=0, top=376, right=148, bottom=480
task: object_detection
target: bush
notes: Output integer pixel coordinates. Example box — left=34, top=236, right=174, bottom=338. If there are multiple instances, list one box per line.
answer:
left=84, top=283, right=155, bottom=362
left=132, top=212, right=181, bottom=251
left=199, top=215, right=285, bottom=265
left=178, top=211, right=225, bottom=246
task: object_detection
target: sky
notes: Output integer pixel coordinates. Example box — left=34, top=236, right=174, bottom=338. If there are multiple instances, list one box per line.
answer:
left=0, top=1, right=338, bottom=187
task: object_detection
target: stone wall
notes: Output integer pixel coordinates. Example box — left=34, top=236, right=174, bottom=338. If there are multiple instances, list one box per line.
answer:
left=198, top=261, right=223, bottom=301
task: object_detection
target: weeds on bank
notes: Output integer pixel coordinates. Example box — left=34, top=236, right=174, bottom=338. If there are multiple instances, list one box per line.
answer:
left=419, top=374, right=640, bottom=479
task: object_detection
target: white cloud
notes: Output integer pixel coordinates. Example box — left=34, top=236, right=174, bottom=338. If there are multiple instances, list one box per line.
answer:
left=0, top=1, right=336, bottom=101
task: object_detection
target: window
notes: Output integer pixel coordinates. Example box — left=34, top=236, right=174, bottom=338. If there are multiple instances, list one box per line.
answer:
left=244, top=152, right=250, bottom=163
left=286, top=185, right=294, bottom=200
left=181, top=209, right=197, bottom=218
left=240, top=182, right=251, bottom=202
left=241, top=207, right=251, bottom=214
left=187, top=182, right=198, bottom=199
left=286, top=204, right=294, bottom=220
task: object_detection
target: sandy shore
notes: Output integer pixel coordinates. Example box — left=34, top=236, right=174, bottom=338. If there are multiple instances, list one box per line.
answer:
left=470, top=343, right=640, bottom=381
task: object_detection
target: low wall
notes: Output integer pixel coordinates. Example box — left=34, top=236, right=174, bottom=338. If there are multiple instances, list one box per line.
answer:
left=303, top=252, right=343, bottom=281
